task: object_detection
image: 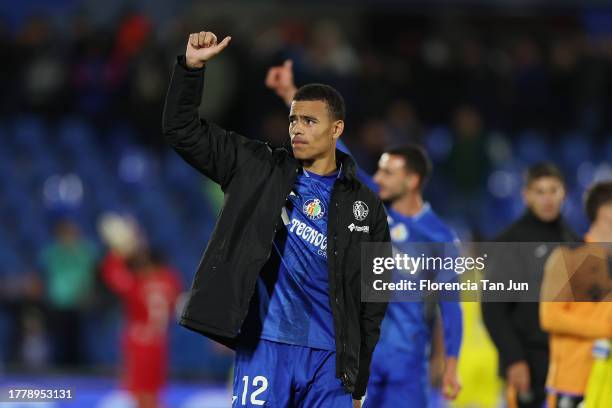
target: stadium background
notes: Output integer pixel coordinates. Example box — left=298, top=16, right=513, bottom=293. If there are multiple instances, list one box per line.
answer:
left=0, top=0, right=611, bottom=407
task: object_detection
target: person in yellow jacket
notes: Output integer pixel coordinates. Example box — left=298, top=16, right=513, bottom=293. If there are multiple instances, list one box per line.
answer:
left=540, top=181, right=612, bottom=408
left=583, top=339, right=611, bottom=408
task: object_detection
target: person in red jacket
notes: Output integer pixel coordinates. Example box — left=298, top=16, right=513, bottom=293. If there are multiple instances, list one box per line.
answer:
left=101, top=248, right=181, bottom=408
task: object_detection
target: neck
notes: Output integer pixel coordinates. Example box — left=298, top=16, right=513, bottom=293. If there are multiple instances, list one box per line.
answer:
left=391, top=192, right=424, bottom=217
left=526, top=209, right=560, bottom=224
left=585, top=221, right=612, bottom=242
left=301, top=150, right=337, bottom=176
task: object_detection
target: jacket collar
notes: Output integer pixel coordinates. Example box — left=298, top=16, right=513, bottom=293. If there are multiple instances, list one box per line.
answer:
left=335, top=148, right=358, bottom=183
left=521, top=209, right=562, bottom=227
left=282, top=139, right=359, bottom=187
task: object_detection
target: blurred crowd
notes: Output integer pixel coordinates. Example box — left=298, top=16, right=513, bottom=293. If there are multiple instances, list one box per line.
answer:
left=5, top=7, right=612, bottom=141
left=2, top=7, right=612, bottom=227
left=0, top=1, right=611, bottom=390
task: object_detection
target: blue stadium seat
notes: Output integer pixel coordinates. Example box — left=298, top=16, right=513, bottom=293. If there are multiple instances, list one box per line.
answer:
left=0, top=308, right=12, bottom=363
left=603, top=137, right=612, bottom=163
left=425, top=126, right=453, bottom=163
left=515, top=130, right=549, bottom=164
left=58, top=118, right=95, bottom=148
left=169, top=326, right=232, bottom=376
left=107, top=123, right=137, bottom=147
left=32, top=154, right=61, bottom=179
left=83, top=309, right=121, bottom=366
left=3, top=185, right=30, bottom=214
left=562, top=189, right=589, bottom=236
left=13, top=115, right=47, bottom=155
left=556, top=134, right=592, bottom=177
left=164, top=150, right=200, bottom=188
left=0, top=244, right=24, bottom=276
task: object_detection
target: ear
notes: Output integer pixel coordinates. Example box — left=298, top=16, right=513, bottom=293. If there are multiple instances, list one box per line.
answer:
left=559, top=184, right=567, bottom=199
left=407, top=173, right=420, bottom=191
left=331, top=120, right=344, bottom=141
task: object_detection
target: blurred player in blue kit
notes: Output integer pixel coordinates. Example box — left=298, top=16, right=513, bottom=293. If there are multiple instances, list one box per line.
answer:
left=267, top=60, right=463, bottom=407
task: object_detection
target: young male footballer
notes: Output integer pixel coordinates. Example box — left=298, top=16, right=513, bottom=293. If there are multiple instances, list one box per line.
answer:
left=266, top=60, right=463, bottom=407
left=163, top=31, right=390, bottom=408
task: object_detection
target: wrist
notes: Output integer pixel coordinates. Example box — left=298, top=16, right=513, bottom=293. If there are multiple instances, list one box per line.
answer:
left=287, top=85, right=298, bottom=95
left=506, top=358, right=526, bottom=372
left=186, top=57, right=206, bottom=69
left=445, top=356, right=458, bottom=369
left=280, top=87, right=297, bottom=104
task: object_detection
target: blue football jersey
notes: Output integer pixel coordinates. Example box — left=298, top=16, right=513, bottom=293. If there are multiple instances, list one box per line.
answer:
left=380, top=205, right=463, bottom=357
left=336, top=139, right=463, bottom=358
left=242, top=168, right=339, bottom=351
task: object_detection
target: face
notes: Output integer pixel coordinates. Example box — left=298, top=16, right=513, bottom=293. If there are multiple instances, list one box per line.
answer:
left=128, top=249, right=154, bottom=275
left=56, top=221, right=79, bottom=244
left=595, top=203, right=612, bottom=240
left=453, top=106, right=482, bottom=140
left=289, top=100, right=343, bottom=161
left=523, top=177, right=565, bottom=222
left=373, top=153, right=420, bottom=202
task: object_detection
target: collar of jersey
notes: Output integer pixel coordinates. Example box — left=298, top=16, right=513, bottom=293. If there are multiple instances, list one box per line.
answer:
left=302, top=162, right=343, bottom=180
left=389, top=202, right=431, bottom=222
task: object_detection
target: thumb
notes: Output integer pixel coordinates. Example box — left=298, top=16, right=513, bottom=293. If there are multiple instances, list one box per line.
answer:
left=265, top=66, right=277, bottom=86
left=283, top=59, right=293, bottom=70
left=216, top=36, right=232, bottom=52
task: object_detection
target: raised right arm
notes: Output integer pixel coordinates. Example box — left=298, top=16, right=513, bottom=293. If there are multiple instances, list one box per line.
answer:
left=163, top=31, right=252, bottom=189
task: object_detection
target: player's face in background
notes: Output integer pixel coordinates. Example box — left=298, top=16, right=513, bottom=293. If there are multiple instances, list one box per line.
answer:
left=289, top=100, right=343, bottom=161
left=523, top=176, right=565, bottom=222
left=127, top=249, right=155, bottom=276
left=374, top=153, right=420, bottom=202
left=55, top=220, right=80, bottom=244
left=596, top=202, right=612, bottom=241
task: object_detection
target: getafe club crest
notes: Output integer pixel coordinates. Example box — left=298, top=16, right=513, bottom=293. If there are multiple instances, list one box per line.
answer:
left=353, top=200, right=369, bottom=221
left=303, top=198, right=325, bottom=220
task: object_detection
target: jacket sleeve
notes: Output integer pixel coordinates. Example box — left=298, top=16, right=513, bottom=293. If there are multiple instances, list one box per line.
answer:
left=336, top=139, right=379, bottom=194
left=480, top=237, right=527, bottom=372
left=162, top=55, right=257, bottom=189
left=438, top=239, right=463, bottom=358
left=440, top=301, right=463, bottom=358
left=540, top=302, right=612, bottom=339
left=353, top=200, right=390, bottom=399
left=481, top=300, right=525, bottom=371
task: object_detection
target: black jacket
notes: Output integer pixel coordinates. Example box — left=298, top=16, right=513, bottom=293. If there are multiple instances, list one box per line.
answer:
left=162, top=56, right=390, bottom=398
left=481, top=210, right=579, bottom=375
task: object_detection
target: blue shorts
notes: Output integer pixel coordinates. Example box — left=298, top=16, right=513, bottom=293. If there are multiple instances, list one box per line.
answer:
left=232, top=338, right=352, bottom=408
left=363, top=344, right=429, bottom=408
